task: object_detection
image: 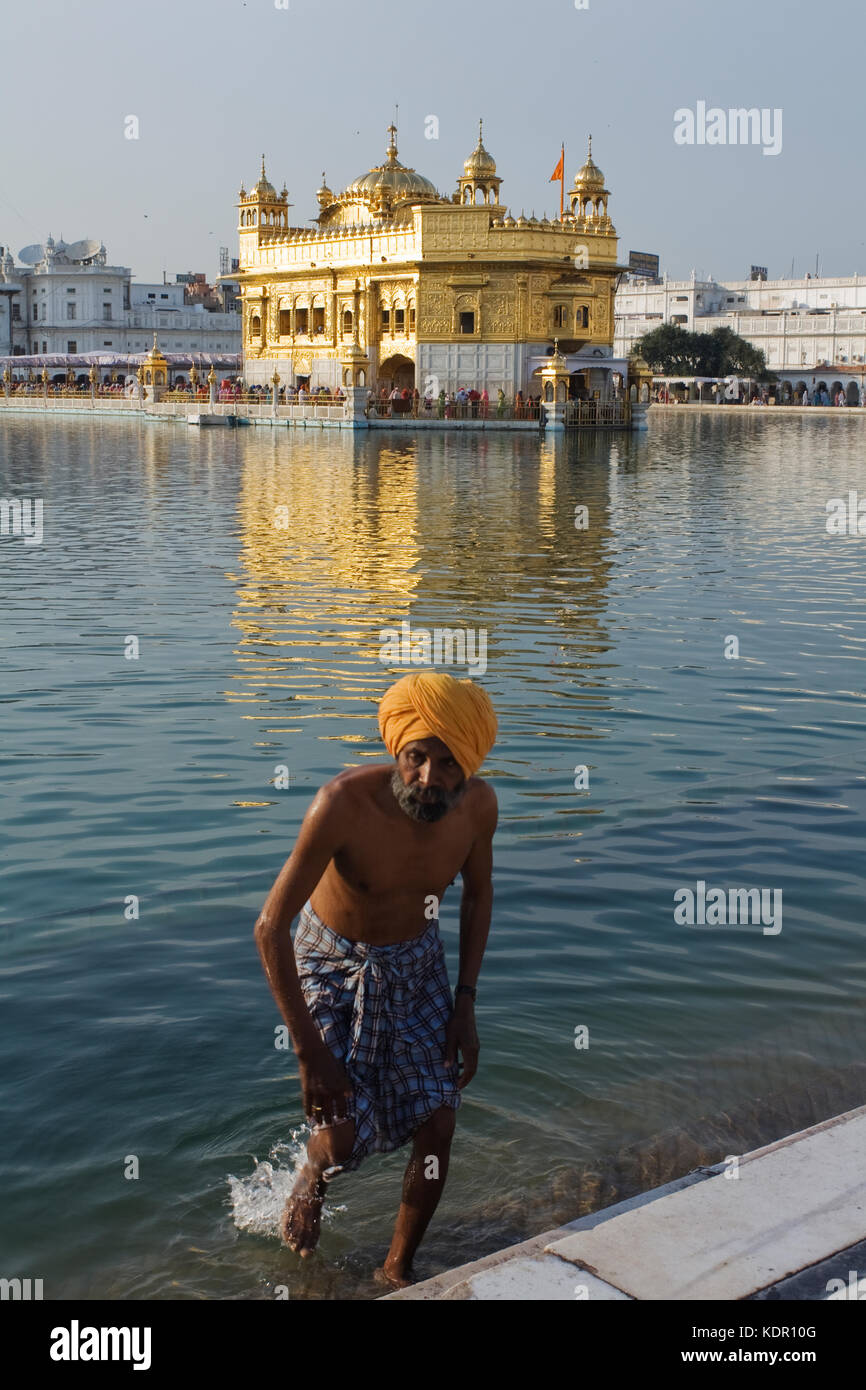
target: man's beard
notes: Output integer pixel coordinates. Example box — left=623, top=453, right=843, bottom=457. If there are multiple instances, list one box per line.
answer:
left=390, top=768, right=466, bottom=822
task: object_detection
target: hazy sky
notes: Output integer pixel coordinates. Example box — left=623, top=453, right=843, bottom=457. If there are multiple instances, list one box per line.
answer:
left=3, top=0, right=863, bottom=285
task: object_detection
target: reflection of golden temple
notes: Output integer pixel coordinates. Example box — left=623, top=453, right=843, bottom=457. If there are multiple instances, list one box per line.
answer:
left=226, top=435, right=619, bottom=742
left=228, top=435, right=426, bottom=736
left=235, top=126, right=624, bottom=400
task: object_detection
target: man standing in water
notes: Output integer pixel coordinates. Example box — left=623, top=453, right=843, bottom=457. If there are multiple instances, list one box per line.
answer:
left=254, top=671, right=498, bottom=1288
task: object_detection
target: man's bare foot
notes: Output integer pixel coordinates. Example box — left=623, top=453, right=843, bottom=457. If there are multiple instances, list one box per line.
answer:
left=374, top=1260, right=416, bottom=1290
left=280, top=1166, right=325, bottom=1257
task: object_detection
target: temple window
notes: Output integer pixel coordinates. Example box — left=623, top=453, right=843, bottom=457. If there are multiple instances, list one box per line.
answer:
left=295, top=308, right=308, bottom=334
left=409, top=303, right=415, bottom=332
left=553, top=305, right=568, bottom=328
left=279, top=309, right=292, bottom=336
left=312, top=306, right=325, bottom=334
left=343, top=308, right=353, bottom=335
left=459, top=311, right=475, bottom=334
left=250, top=314, right=262, bottom=337
left=381, top=308, right=390, bottom=331
left=395, top=307, right=405, bottom=333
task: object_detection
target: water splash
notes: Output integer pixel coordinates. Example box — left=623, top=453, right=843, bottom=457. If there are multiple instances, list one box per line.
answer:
left=227, top=1130, right=346, bottom=1239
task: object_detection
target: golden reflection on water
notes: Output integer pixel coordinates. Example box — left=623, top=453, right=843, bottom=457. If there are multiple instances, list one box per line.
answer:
left=224, top=430, right=618, bottom=775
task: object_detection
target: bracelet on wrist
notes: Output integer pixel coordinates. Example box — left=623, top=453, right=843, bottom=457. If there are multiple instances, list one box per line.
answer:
left=455, top=984, right=476, bottom=1002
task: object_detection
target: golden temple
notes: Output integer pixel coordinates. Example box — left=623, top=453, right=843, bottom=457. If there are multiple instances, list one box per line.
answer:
left=235, top=123, right=623, bottom=400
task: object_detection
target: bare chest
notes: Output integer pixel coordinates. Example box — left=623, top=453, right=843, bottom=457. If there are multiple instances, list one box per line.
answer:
left=331, top=814, right=472, bottom=898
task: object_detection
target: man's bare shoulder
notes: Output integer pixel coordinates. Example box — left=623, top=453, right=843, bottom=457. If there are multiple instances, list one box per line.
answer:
left=313, top=764, right=390, bottom=809
left=465, top=776, right=498, bottom=825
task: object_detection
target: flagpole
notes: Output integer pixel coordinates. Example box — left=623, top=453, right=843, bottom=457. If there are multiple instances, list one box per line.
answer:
left=560, top=143, right=564, bottom=221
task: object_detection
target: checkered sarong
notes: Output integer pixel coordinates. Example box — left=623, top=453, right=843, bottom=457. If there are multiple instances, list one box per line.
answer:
left=293, top=901, right=461, bottom=1172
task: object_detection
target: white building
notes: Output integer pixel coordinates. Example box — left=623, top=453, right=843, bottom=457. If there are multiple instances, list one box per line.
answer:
left=126, top=281, right=240, bottom=355
left=0, top=237, right=241, bottom=358
left=615, top=271, right=866, bottom=391
left=0, top=247, right=26, bottom=355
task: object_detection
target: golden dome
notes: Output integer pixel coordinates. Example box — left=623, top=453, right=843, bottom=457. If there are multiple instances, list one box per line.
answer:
left=317, top=171, right=334, bottom=207
left=250, top=154, right=278, bottom=200
left=464, top=119, right=496, bottom=175
left=343, top=124, right=441, bottom=203
left=573, top=136, right=606, bottom=189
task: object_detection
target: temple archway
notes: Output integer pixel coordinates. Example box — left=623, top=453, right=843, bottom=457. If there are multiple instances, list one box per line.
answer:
left=378, top=353, right=414, bottom=392
left=569, top=370, right=588, bottom=400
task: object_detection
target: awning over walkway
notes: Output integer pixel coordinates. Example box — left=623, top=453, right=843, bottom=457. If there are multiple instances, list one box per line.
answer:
left=0, top=351, right=242, bottom=369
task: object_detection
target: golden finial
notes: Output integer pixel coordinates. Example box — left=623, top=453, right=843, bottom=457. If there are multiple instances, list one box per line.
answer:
left=588, top=134, right=592, bottom=158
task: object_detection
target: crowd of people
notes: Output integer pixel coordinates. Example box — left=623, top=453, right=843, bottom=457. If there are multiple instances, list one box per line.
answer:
left=366, top=385, right=546, bottom=419
left=4, top=375, right=131, bottom=396
left=212, top=381, right=346, bottom=404
left=653, top=383, right=858, bottom=407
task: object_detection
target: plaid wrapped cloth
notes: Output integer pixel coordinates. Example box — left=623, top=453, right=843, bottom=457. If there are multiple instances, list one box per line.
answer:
left=293, top=901, right=461, bottom=1173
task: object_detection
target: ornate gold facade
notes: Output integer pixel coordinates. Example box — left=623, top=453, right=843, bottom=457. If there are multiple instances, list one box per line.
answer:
left=235, top=125, right=623, bottom=395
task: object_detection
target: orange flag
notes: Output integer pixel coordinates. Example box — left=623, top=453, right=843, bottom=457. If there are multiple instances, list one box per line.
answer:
left=550, top=151, right=564, bottom=182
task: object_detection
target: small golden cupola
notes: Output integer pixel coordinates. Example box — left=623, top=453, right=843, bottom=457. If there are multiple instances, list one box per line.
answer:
left=238, top=155, right=290, bottom=234
left=567, top=136, right=613, bottom=227
left=252, top=154, right=277, bottom=200
left=457, top=120, right=503, bottom=208
left=316, top=172, right=335, bottom=221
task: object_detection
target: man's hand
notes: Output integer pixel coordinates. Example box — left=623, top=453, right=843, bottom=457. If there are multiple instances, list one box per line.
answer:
left=297, top=1042, right=354, bottom=1125
left=444, top=999, right=479, bottom=1090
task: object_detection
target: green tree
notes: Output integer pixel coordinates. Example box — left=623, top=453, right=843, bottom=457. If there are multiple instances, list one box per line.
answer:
left=638, top=323, right=768, bottom=379
left=637, top=323, right=699, bottom=373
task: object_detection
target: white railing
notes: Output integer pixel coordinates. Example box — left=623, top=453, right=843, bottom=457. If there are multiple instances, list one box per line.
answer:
left=0, top=394, right=143, bottom=410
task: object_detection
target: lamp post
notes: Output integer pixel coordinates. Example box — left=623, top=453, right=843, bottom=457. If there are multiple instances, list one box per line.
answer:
left=272, top=368, right=280, bottom=417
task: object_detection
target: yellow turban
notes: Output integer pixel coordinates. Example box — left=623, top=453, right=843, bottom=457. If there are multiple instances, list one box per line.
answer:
left=378, top=671, right=497, bottom=778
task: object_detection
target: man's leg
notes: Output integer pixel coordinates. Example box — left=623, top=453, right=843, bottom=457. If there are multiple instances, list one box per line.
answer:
left=281, top=1119, right=355, bottom=1257
left=379, top=1104, right=456, bottom=1287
